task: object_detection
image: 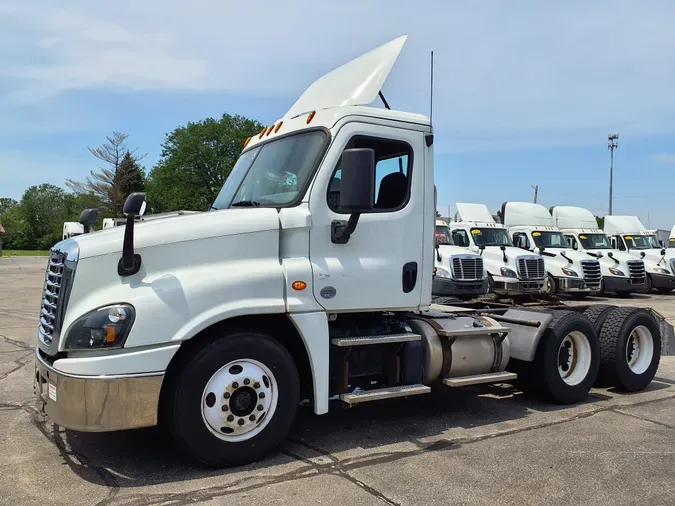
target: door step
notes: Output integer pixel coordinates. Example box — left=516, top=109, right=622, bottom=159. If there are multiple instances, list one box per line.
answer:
left=331, top=332, right=421, bottom=347
left=340, top=384, right=430, bottom=405
left=442, top=371, right=517, bottom=387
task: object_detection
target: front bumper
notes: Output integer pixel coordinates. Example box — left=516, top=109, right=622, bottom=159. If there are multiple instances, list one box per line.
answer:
left=602, top=275, right=647, bottom=293
left=432, top=277, right=488, bottom=297
left=34, top=349, right=163, bottom=432
left=650, top=272, right=675, bottom=290
left=493, top=278, right=544, bottom=294
left=554, top=277, right=590, bottom=293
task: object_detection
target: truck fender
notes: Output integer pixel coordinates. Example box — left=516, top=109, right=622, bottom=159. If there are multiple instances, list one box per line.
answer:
left=501, top=309, right=554, bottom=362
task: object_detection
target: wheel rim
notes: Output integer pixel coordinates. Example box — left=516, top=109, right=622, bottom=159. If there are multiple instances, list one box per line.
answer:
left=557, top=331, right=592, bottom=386
left=201, top=359, right=278, bottom=442
left=543, top=276, right=554, bottom=294
left=625, top=325, right=654, bottom=375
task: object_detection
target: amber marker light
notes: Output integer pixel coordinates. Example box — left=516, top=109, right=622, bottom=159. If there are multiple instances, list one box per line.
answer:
left=292, top=281, right=307, bottom=291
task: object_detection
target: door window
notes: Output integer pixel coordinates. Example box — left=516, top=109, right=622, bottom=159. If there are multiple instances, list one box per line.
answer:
left=513, top=232, right=531, bottom=249
left=327, top=136, right=412, bottom=213
left=451, top=229, right=471, bottom=247
left=565, top=235, right=578, bottom=250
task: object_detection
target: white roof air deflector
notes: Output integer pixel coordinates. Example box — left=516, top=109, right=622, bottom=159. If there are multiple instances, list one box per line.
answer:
left=604, top=216, right=647, bottom=235
left=550, top=206, right=599, bottom=230
left=455, top=203, right=495, bottom=223
left=502, top=202, right=553, bottom=228
left=284, top=36, right=407, bottom=119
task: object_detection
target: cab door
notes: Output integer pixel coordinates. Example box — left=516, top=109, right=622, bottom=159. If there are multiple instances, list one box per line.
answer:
left=308, top=122, right=425, bottom=311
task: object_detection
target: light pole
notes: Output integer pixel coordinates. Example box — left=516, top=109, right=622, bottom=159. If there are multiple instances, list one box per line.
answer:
left=608, top=134, right=619, bottom=215
left=531, top=185, right=539, bottom=203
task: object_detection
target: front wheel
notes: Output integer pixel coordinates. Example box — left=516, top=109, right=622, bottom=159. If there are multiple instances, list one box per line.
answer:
left=161, top=331, right=300, bottom=467
left=542, top=274, right=557, bottom=295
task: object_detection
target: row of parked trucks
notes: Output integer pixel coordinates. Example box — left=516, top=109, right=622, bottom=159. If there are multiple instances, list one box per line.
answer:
left=434, top=202, right=675, bottom=299
left=36, top=36, right=671, bottom=468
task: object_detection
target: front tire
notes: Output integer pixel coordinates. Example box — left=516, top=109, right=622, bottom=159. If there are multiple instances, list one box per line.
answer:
left=162, top=331, right=300, bottom=467
left=542, top=274, right=557, bottom=295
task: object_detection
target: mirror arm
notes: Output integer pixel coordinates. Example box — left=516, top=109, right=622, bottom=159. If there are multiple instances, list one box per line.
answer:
left=435, top=243, right=442, bottom=262
left=118, top=215, right=142, bottom=276
left=331, top=213, right=361, bottom=245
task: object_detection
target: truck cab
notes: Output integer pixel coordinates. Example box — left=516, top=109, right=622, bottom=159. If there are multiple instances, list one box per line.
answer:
left=604, top=216, right=675, bottom=293
left=550, top=206, right=646, bottom=295
left=34, top=36, right=615, bottom=468
left=433, top=219, right=488, bottom=298
left=502, top=202, right=601, bottom=296
left=448, top=203, right=545, bottom=294
left=62, top=222, right=84, bottom=240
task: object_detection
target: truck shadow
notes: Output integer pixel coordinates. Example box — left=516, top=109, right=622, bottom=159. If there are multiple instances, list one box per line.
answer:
left=52, top=381, right=647, bottom=490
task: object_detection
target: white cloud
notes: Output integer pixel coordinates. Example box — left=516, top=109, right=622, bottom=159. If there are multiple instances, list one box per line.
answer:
left=1, top=0, right=675, bottom=146
left=650, top=154, right=675, bottom=164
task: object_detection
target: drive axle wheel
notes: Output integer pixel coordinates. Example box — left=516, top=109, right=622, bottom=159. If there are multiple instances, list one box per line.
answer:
left=596, top=307, right=661, bottom=391
left=530, top=310, right=599, bottom=404
left=162, top=330, right=299, bottom=468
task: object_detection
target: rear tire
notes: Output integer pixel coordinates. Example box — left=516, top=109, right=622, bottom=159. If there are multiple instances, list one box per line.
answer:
left=529, top=310, right=599, bottom=404
left=583, top=304, right=615, bottom=333
left=597, top=308, right=661, bottom=392
left=161, top=330, right=300, bottom=468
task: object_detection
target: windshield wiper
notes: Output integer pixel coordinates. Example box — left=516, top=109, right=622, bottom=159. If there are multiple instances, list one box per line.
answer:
left=209, top=206, right=218, bottom=211
left=231, top=200, right=261, bottom=208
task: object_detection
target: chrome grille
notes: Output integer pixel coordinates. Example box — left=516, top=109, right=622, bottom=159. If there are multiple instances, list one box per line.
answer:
left=451, top=256, right=484, bottom=281
left=626, top=260, right=646, bottom=280
left=517, top=256, right=546, bottom=280
left=38, top=244, right=77, bottom=355
left=580, top=260, right=602, bottom=289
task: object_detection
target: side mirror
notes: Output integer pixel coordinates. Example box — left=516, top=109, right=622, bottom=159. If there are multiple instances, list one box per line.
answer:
left=478, top=244, right=485, bottom=256
left=118, top=192, right=147, bottom=276
left=338, top=148, right=375, bottom=212
left=661, top=248, right=666, bottom=256
left=78, top=208, right=99, bottom=233
left=331, top=149, right=375, bottom=244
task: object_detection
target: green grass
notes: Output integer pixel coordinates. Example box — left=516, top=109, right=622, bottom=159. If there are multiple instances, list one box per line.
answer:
left=1, top=250, right=50, bottom=257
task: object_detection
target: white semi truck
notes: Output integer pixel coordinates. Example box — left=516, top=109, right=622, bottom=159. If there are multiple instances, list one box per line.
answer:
left=447, top=203, right=546, bottom=295
left=550, top=206, right=647, bottom=295
left=604, top=216, right=675, bottom=294
left=433, top=219, right=488, bottom=298
left=62, top=222, right=84, bottom=241
left=34, top=36, right=663, bottom=467
left=502, top=202, right=602, bottom=296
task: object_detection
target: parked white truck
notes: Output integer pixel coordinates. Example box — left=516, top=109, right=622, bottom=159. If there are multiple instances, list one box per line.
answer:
left=447, top=203, right=546, bottom=295
left=550, top=206, right=647, bottom=295
left=62, top=222, right=84, bottom=241
left=502, top=202, right=602, bottom=296
left=33, top=36, right=662, bottom=467
left=433, top=219, right=488, bottom=298
left=604, top=216, right=675, bottom=293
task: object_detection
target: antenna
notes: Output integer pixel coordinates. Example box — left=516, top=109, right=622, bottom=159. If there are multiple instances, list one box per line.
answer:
left=378, top=91, right=390, bottom=110
left=425, top=50, right=435, bottom=148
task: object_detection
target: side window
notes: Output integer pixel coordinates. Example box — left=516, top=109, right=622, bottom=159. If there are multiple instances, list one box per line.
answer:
left=566, top=235, right=578, bottom=250
left=327, top=135, right=412, bottom=213
left=513, top=232, right=530, bottom=249
left=616, top=236, right=626, bottom=251
left=452, top=229, right=470, bottom=247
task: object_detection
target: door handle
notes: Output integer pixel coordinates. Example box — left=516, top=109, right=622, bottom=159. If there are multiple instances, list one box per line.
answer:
left=402, top=262, right=418, bottom=293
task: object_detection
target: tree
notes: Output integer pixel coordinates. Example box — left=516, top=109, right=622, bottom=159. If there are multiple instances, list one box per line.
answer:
left=595, top=216, right=605, bottom=229
left=0, top=197, right=17, bottom=216
left=147, top=113, right=264, bottom=212
left=112, top=152, right=145, bottom=212
left=66, top=131, right=146, bottom=215
left=21, top=184, right=71, bottom=249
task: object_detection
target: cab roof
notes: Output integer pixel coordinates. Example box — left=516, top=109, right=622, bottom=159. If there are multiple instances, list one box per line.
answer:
left=604, top=215, right=647, bottom=235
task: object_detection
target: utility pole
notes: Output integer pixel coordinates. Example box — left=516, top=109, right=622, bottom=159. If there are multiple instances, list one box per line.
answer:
left=531, top=185, right=539, bottom=203
left=608, top=134, right=619, bottom=215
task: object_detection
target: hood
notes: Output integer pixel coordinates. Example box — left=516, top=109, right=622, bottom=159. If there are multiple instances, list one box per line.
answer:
left=283, top=35, right=407, bottom=119
left=67, top=208, right=280, bottom=259
left=480, top=245, right=532, bottom=268
left=538, top=248, right=589, bottom=265
left=437, top=244, right=478, bottom=258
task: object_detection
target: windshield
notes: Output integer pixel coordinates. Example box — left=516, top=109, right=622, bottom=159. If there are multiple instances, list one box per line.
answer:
left=435, top=225, right=453, bottom=245
left=470, top=228, right=512, bottom=247
left=624, top=234, right=660, bottom=250
left=532, top=231, right=567, bottom=248
left=578, top=233, right=612, bottom=250
left=211, top=130, right=327, bottom=210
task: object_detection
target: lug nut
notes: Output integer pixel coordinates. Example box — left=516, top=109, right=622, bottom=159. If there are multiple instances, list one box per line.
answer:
left=224, top=392, right=231, bottom=399
left=257, top=405, right=264, bottom=411
left=227, top=415, right=234, bottom=422
left=259, top=392, right=266, bottom=399
left=222, top=405, right=228, bottom=412
left=244, top=378, right=250, bottom=385
left=238, top=419, right=245, bottom=426
left=232, top=382, right=239, bottom=389
left=249, top=415, right=256, bottom=421
left=254, top=382, right=260, bottom=389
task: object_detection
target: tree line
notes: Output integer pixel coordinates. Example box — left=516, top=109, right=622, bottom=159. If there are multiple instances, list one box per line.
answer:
left=0, top=113, right=264, bottom=250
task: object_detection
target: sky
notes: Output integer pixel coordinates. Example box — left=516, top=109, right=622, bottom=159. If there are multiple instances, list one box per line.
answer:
left=1, top=0, right=675, bottom=228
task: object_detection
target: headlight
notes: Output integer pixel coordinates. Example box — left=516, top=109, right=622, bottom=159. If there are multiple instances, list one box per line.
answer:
left=500, top=267, right=517, bottom=278
left=653, top=267, right=670, bottom=275
left=435, top=267, right=452, bottom=279
left=63, top=304, right=135, bottom=350
left=609, top=268, right=625, bottom=276
left=561, top=268, right=578, bottom=277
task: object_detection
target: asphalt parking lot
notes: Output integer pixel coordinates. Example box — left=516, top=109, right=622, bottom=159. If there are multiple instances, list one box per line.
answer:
left=2, top=256, right=675, bottom=506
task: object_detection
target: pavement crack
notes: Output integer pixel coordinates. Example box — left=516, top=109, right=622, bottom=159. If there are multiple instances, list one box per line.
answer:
left=612, top=407, right=675, bottom=431
left=1, top=334, right=32, bottom=350
left=0, top=351, right=34, bottom=381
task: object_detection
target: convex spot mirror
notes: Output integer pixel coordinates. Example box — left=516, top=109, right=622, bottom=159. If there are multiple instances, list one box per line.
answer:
left=339, top=148, right=375, bottom=213
left=123, top=192, right=147, bottom=217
